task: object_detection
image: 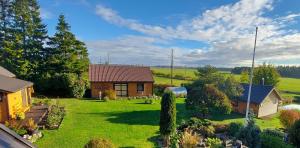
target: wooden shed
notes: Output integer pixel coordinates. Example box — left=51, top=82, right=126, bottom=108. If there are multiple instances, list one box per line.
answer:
left=89, top=64, right=154, bottom=98
left=232, top=84, right=282, bottom=117
left=0, top=66, right=33, bottom=123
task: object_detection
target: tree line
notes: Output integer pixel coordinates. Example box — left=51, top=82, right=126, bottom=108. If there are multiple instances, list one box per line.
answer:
left=232, top=65, right=300, bottom=79
left=0, top=0, right=89, bottom=98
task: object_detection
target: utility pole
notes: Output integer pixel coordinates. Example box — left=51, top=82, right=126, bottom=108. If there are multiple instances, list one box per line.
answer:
left=245, top=27, right=258, bottom=123
left=170, top=49, right=174, bottom=86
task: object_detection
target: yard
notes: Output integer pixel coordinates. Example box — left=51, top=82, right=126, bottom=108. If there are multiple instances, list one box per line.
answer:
left=36, top=98, right=281, bottom=148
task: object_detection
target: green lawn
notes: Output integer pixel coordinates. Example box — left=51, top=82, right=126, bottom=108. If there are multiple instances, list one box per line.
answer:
left=36, top=98, right=281, bottom=148
left=36, top=98, right=190, bottom=148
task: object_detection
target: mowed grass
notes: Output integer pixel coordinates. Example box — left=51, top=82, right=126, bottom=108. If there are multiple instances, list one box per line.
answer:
left=152, top=67, right=300, bottom=102
left=36, top=98, right=282, bottom=148
left=36, top=98, right=190, bottom=148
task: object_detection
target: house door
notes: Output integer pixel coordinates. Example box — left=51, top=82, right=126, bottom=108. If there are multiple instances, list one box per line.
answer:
left=0, top=93, right=9, bottom=123
left=114, top=84, right=128, bottom=97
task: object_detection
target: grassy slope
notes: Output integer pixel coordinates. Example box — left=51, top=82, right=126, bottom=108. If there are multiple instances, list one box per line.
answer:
left=36, top=98, right=190, bottom=148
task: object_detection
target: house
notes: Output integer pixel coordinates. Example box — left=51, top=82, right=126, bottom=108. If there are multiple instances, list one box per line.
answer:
left=0, top=66, right=34, bottom=123
left=0, top=124, right=36, bottom=148
left=165, top=87, right=187, bottom=97
left=232, top=84, right=282, bottom=117
left=89, top=64, right=154, bottom=98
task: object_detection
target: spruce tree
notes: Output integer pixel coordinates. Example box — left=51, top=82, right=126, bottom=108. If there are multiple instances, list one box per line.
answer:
left=159, top=91, right=176, bottom=146
left=46, top=14, right=89, bottom=75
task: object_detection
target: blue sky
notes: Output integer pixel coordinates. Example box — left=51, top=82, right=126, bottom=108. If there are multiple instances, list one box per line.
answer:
left=39, top=0, right=300, bottom=67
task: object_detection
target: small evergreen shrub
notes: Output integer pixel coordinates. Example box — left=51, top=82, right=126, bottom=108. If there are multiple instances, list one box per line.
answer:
left=228, top=122, right=243, bottom=137
left=85, top=138, right=115, bottom=148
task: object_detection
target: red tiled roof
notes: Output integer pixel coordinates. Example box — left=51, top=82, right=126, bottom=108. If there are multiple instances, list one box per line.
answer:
left=89, top=64, right=154, bottom=82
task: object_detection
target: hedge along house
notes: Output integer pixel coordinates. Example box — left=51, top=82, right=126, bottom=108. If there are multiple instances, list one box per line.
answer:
left=89, top=64, right=154, bottom=98
left=0, top=66, right=34, bottom=123
left=232, top=84, right=282, bottom=118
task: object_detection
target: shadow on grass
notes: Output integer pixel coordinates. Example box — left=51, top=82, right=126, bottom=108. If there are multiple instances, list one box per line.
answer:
left=147, top=131, right=161, bottom=148
left=294, top=96, right=300, bottom=103
left=77, top=103, right=191, bottom=126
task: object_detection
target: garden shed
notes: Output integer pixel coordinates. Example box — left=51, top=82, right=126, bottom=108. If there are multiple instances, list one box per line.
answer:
left=232, top=84, right=282, bottom=117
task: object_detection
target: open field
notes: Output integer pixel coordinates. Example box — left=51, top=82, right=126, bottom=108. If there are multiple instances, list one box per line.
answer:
left=36, top=98, right=281, bottom=148
left=151, top=67, right=300, bottom=101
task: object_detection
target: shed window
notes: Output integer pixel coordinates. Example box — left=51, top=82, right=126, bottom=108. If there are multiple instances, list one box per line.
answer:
left=137, top=83, right=144, bottom=92
left=114, top=84, right=128, bottom=97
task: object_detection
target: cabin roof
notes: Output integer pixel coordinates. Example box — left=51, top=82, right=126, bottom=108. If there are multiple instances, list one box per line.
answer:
left=0, top=124, right=36, bottom=148
left=0, top=75, right=33, bottom=93
left=89, top=64, right=154, bottom=82
left=239, top=84, right=279, bottom=104
left=0, top=66, right=16, bottom=77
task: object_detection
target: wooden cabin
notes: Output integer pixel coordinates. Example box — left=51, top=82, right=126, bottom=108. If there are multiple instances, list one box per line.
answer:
left=0, top=66, right=33, bottom=123
left=232, top=84, right=282, bottom=117
left=89, top=64, right=154, bottom=98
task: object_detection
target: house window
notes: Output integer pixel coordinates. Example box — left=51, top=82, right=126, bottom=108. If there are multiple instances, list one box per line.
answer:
left=114, top=83, right=128, bottom=97
left=137, top=83, right=144, bottom=92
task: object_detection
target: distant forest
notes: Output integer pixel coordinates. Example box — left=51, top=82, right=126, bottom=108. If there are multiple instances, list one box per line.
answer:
left=231, top=66, right=300, bottom=78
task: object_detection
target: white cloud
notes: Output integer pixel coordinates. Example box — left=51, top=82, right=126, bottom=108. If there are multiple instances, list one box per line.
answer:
left=40, top=8, right=53, bottom=19
left=92, top=0, right=300, bottom=67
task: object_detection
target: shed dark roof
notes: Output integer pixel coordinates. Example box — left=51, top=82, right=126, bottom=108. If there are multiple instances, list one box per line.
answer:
left=239, top=84, right=276, bottom=104
left=0, top=66, right=15, bottom=77
left=0, top=124, right=36, bottom=148
left=89, top=64, right=154, bottom=82
left=0, top=75, right=33, bottom=93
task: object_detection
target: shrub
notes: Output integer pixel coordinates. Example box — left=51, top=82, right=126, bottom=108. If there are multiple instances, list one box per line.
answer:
left=263, top=129, right=285, bottom=138
left=260, top=132, right=293, bottom=148
left=24, top=118, right=38, bottom=134
left=159, top=91, right=176, bottom=146
left=279, top=110, right=300, bottom=129
left=177, top=118, right=214, bottom=138
left=179, top=130, right=201, bottom=148
left=15, top=110, right=25, bottom=120
left=237, top=114, right=261, bottom=148
left=103, top=90, right=116, bottom=100
left=206, top=138, right=222, bottom=148
left=289, top=119, right=300, bottom=146
left=228, top=122, right=243, bottom=137
left=85, top=138, right=115, bottom=148
left=144, top=99, right=154, bottom=104
left=46, top=105, right=65, bottom=129
left=213, top=124, right=228, bottom=133
left=5, top=119, right=27, bottom=135
left=103, top=96, right=109, bottom=102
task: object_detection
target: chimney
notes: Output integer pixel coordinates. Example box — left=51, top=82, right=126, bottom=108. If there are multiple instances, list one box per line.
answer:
left=262, top=78, right=265, bottom=85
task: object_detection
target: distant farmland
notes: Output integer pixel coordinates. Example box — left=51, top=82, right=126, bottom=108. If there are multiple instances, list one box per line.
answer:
left=151, top=67, right=300, bottom=102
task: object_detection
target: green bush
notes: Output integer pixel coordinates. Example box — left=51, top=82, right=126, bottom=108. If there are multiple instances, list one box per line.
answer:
left=237, top=122, right=261, bottom=148
left=46, top=105, right=65, bottom=129
left=263, top=129, right=285, bottom=138
left=289, top=119, right=300, bottom=146
left=160, top=91, right=176, bottom=146
left=144, top=99, right=154, bottom=104
left=36, top=73, right=88, bottom=98
left=103, top=90, right=116, bottom=100
left=228, top=122, right=243, bottom=137
left=260, top=132, right=293, bottom=148
left=85, top=138, right=115, bottom=148
left=206, top=138, right=222, bottom=148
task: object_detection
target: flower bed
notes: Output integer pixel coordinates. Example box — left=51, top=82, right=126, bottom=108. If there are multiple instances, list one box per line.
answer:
left=46, top=105, right=65, bottom=129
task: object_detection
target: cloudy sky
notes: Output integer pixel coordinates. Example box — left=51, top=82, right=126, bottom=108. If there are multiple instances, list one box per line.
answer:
left=39, top=0, right=300, bottom=67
